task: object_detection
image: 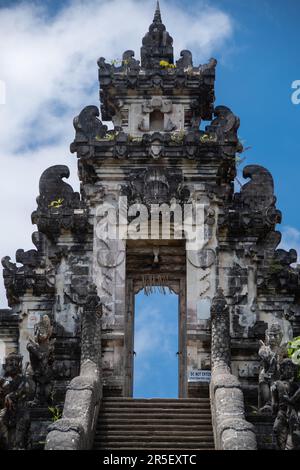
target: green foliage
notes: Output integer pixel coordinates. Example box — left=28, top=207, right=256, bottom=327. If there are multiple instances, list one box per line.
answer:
left=287, top=337, right=300, bottom=359
left=287, top=337, right=300, bottom=378
left=48, top=406, right=62, bottom=422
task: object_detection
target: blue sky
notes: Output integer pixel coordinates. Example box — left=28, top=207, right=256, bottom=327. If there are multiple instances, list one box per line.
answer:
left=134, top=291, right=179, bottom=398
left=0, top=0, right=299, bottom=396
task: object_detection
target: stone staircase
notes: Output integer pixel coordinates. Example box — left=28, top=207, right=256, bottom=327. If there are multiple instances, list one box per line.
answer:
left=94, top=398, right=215, bottom=450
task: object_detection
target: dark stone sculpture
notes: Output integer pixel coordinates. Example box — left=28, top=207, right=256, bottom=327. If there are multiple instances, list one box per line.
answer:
left=31, top=165, right=88, bottom=241
left=72, top=105, right=108, bottom=145
left=205, top=105, right=240, bottom=144
left=271, top=358, right=300, bottom=450
left=0, top=353, right=30, bottom=450
left=27, top=315, right=55, bottom=406
left=176, top=50, right=193, bottom=69
left=258, top=322, right=285, bottom=413
left=35, top=165, right=80, bottom=211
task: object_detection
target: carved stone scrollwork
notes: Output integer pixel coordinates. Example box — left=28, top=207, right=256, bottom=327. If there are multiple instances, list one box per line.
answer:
left=220, top=165, right=282, bottom=239
left=122, top=50, right=140, bottom=71
left=176, top=50, right=193, bottom=69
left=31, top=165, right=88, bottom=241
left=206, top=105, right=240, bottom=144
left=1, top=232, right=55, bottom=306
left=70, top=105, right=108, bottom=156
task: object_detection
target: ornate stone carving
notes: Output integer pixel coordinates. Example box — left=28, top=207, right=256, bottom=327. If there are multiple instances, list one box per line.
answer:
left=187, top=249, right=215, bottom=269
left=258, top=322, right=286, bottom=413
left=27, top=315, right=55, bottom=406
left=1, top=232, right=55, bottom=306
left=211, top=288, right=231, bottom=369
left=123, top=166, right=183, bottom=207
left=122, top=50, right=140, bottom=71
left=0, top=353, right=30, bottom=450
left=71, top=105, right=108, bottom=153
left=176, top=50, right=193, bottom=69
left=220, top=165, right=282, bottom=239
left=80, top=285, right=102, bottom=368
left=31, top=165, right=88, bottom=240
left=206, top=105, right=240, bottom=144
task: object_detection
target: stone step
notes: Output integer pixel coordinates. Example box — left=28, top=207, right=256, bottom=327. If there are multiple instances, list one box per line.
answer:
left=102, top=408, right=210, bottom=415
left=97, top=424, right=213, bottom=432
left=96, top=435, right=214, bottom=443
left=96, top=430, right=214, bottom=437
left=98, top=442, right=215, bottom=450
left=100, top=419, right=212, bottom=427
left=100, top=411, right=211, bottom=422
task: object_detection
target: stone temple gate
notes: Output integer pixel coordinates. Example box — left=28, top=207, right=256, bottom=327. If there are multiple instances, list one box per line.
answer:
left=1, top=2, right=300, bottom=451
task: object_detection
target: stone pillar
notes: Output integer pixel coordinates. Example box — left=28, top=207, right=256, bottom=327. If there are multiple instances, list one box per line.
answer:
left=211, top=288, right=231, bottom=370
left=80, top=286, right=102, bottom=371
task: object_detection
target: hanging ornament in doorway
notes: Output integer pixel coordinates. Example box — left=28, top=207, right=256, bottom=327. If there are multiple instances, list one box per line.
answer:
left=142, top=274, right=171, bottom=295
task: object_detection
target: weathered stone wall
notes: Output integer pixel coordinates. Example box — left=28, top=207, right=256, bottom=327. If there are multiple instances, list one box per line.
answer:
left=45, top=289, right=102, bottom=450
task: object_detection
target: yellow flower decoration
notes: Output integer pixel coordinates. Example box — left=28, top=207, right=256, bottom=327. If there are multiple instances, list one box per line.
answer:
left=49, top=198, right=64, bottom=209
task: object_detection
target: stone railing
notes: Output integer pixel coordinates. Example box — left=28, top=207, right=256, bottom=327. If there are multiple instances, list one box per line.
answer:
left=210, top=289, right=257, bottom=450
left=45, top=288, right=102, bottom=450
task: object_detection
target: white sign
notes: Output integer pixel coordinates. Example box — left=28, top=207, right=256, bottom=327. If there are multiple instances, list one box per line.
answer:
left=188, top=370, right=211, bottom=383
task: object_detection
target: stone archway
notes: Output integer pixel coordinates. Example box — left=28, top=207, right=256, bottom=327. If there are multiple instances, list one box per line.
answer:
left=124, top=240, right=187, bottom=397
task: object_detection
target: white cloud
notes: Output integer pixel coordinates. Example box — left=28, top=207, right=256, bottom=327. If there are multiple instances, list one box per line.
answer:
left=280, top=226, right=300, bottom=264
left=0, top=0, right=233, bottom=307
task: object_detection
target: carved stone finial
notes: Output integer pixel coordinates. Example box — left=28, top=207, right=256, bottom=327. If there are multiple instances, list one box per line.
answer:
left=35, top=165, right=79, bottom=211
left=154, top=1, right=162, bottom=23
left=141, top=2, right=174, bottom=69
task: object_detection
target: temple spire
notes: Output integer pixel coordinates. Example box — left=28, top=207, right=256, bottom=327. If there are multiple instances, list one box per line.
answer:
left=141, top=1, right=174, bottom=69
left=154, top=1, right=162, bottom=24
